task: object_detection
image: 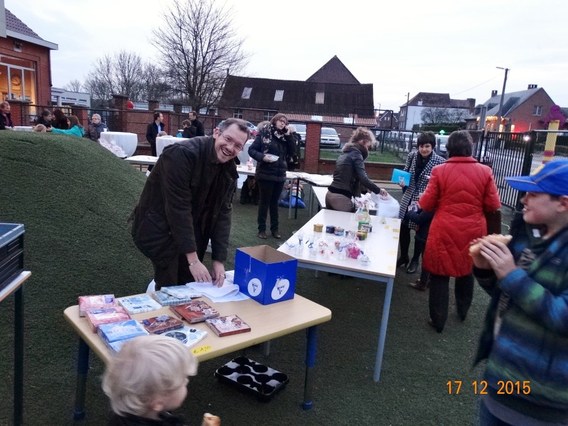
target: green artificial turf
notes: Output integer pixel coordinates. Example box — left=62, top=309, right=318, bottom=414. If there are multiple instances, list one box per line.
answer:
left=0, top=131, right=490, bottom=425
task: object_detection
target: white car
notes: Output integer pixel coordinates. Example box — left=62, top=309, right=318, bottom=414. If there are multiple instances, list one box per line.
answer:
left=320, top=127, right=341, bottom=148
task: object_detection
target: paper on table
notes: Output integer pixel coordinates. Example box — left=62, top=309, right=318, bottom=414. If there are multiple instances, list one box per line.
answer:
left=187, top=281, right=240, bottom=299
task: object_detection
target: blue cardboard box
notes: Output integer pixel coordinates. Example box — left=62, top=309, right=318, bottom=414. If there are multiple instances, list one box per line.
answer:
left=234, top=245, right=297, bottom=305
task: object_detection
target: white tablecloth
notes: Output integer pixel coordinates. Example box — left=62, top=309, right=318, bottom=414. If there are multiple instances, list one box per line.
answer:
left=13, top=126, right=33, bottom=132
left=99, top=132, right=138, bottom=157
left=156, top=136, right=190, bottom=156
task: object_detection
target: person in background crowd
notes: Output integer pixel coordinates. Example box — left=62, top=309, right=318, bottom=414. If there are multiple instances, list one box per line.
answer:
left=51, top=109, right=69, bottom=129
left=84, top=113, right=107, bottom=141
left=325, top=127, right=388, bottom=212
left=131, top=119, right=250, bottom=290
left=0, top=101, right=14, bottom=130
left=48, top=115, right=84, bottom=138
left=146, top=111, right=167, bottom=157
left=419, top=130, right=501, bottom=333
left=36, top=109, right=53, bottom=129
left=397, top=131, right=446, bottom=274
left=181, top=119, right=197, bottom=139
left=188, top=111, right=205, bottom=136
left=32, top=124, right=47, bottom=132
left=248, top=113, right=296, bottom=239
left=471, top=159, right=568, bottom=425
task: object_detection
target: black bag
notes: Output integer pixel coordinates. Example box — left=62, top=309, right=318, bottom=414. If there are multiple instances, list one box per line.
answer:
left=485, top=209, right=502, bottom=235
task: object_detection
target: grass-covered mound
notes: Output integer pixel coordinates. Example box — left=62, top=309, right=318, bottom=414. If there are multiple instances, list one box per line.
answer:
left=0, top=131, right=153, bottom=421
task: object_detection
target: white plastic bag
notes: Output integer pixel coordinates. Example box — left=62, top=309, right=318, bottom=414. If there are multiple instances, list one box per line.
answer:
left=371, top=193, right=400, bottom=218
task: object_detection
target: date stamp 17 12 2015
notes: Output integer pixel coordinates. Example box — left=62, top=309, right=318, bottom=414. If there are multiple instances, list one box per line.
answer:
left=447, top=380, right=531, bottom=396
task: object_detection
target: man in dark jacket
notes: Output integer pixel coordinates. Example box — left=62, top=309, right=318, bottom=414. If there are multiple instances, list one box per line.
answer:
left=131, top=118, right=250, bottom=289
left=84, top=114, right=107, bottom=141
left=188, top=111, right=205, bottom=136
left=146, top=111, right=166, bottom=156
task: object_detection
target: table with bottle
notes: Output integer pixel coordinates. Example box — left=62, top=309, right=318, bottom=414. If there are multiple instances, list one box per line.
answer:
left=277, top=208, right=401, bottom=382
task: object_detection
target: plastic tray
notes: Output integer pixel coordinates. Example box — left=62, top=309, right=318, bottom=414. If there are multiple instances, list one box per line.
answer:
left=214, top=356, right=289, bottom=401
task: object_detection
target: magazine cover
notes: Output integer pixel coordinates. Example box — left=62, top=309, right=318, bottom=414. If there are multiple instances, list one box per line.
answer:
left=78, top=294, right=116, bottom=316
left=171, top=300, right=219, bottom=324
left=163, top=326, right=208, bottom=348
left=142, top=315, right=184, bottom=334
left=98, top=319, right=148, bottom=352
left=118, top=294, right=162, bottom=314
left=86, top=306, right=131, bottom=332
left=205, top=314, right=251, bottom=337
left=153, top=290, right=197, bottom=306
left=161, top=285, right=202, bottom=299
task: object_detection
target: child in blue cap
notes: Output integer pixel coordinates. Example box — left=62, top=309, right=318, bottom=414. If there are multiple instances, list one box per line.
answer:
left=470, top=159, right=568, bottom=425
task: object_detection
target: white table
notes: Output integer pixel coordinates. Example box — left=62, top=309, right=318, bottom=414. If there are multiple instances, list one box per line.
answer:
left=278, top=209, right=401, bottom=382
left=156, top=136, right=190, bottom=156
left=13, top=126, right=33, bottom=132
left=99, top=131, right=138, bottom=157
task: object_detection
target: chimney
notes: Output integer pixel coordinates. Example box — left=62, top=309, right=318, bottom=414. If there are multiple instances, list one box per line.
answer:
left=527, top=84, right=538, bottom=89
left=491, top=90, right=498, bottom=97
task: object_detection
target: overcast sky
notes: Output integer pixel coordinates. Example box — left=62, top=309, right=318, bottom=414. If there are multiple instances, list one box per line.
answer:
left=7, top=0, right=568, bottom=111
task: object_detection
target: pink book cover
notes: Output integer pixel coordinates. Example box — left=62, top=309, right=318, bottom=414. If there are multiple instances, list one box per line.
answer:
left=85, top=306, right=130, bottom=332
left=170, top=300, right=219, bottom=324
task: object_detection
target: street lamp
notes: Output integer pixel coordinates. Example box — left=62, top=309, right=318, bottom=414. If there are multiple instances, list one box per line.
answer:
left=496, top=66, right=510, bottom=131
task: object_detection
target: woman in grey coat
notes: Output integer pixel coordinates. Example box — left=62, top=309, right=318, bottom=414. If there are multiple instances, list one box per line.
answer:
left=325, top=127, right=387, bottom=212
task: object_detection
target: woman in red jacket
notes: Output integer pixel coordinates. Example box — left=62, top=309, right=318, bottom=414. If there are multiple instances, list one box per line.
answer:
left=419, top=131, right=501, bottom=332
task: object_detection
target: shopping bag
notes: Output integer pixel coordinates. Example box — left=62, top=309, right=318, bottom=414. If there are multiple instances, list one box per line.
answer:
left=371, top=193, right=400, bottom=218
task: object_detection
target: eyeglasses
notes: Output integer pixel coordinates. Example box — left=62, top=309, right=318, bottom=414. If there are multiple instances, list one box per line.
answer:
left=277, top=118, right=288, bottom=125
left=220, top=133, right=245, bottom=151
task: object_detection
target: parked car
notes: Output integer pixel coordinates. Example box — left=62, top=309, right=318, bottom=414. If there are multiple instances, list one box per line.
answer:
left=291, top=124, right=341, bottom=148
left=435, top=135, right=448, bottom=158
left=320, top=127, right=341, bottom=148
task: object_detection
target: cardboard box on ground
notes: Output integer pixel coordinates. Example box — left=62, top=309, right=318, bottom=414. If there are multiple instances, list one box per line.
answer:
left=234, top=245, right=297, bottom=305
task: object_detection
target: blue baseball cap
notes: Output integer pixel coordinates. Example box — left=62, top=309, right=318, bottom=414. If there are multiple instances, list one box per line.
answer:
left=505, top=159, right=568, bottom=196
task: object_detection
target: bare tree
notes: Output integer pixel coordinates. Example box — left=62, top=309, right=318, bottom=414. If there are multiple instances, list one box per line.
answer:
left=64, top=79, right=84, bottom=92
left=83, top=51, right=147, bottom=103
left=152, top=0, right=248, bottom=111
left=421, top=107, right=450, bottom=125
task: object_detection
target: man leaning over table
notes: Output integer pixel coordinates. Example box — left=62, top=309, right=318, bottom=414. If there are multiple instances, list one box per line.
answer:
left=130, top=118, right=250, bottom=290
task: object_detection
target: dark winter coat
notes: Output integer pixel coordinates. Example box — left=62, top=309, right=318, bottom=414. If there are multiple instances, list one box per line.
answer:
left=398, top=151, right=446, bottom=229
left=131, top=136, right=237, bottom=263
left=146, top=122, right=165, bottom=156
left=248, top=127, right=296, bottom=183
left=420, top=156, right=501, bottom=277
left=328, top=142, right=381, bottom=198
left=0, top=112, right=13, bottom=129
left=84, top=121, right=107, bottom=141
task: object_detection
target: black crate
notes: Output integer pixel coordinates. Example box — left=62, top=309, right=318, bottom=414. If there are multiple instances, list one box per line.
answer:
left=214, top=356, right=289, bottom=401
left=0, top=223, right=25, bottom=292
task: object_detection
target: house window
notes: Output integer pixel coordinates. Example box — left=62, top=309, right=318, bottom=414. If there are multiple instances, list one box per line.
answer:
left=0, top=55, right=36, bottom=103
left=315, top=92, right=325, bottom=104
left=233, top=109, right=243, bottom=119
left=264, top=110, right=276, bottom=121
left=241, top=87, right=252, bottom=99
left=274, top=90, right=284, bottom=102
left=533, top=105, right=542, bottom=116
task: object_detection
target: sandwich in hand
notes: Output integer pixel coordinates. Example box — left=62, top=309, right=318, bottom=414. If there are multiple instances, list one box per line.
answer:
left=469, top=234, right=512, bottom=256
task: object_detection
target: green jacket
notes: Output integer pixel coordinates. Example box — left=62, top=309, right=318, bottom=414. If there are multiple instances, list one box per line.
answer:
left=474, top=220, right=568, bottom=421
left=51, top=125, right=84, bottom=138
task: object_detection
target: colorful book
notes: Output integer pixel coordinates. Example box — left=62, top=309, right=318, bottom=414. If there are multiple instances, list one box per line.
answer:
left=205, top=314, right=251, bottom=337
left=98, top=319, right=149, bottom=352
left=161, top=285, right=202, bottom=299
left=78, top=294, right=116, bottom=316
left=118, top=294, right=162, bottom=314
left=163, top=325, right=208, bottom=348
left=141, top=315, right=184, bottom=334
left=170, top=300, right=219, bottom=324
left=86, top=306, right=131, bottom=332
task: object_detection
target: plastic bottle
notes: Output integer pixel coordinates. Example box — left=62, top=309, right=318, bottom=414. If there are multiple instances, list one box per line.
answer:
left=176, top=130, right=183, bottom=138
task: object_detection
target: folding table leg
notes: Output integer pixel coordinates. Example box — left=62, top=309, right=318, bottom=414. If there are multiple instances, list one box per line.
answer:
left=302, top=325, right=318, bottom=410
left=73, top=338, right=90, bottom=420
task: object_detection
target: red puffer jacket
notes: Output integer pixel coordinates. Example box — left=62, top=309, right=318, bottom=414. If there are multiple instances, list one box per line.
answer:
left=419, top=157, right=501, bottom=277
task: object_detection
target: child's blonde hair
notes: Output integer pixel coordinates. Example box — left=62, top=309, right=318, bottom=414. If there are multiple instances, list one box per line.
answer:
left=102, top=334, right=198, bottom=416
